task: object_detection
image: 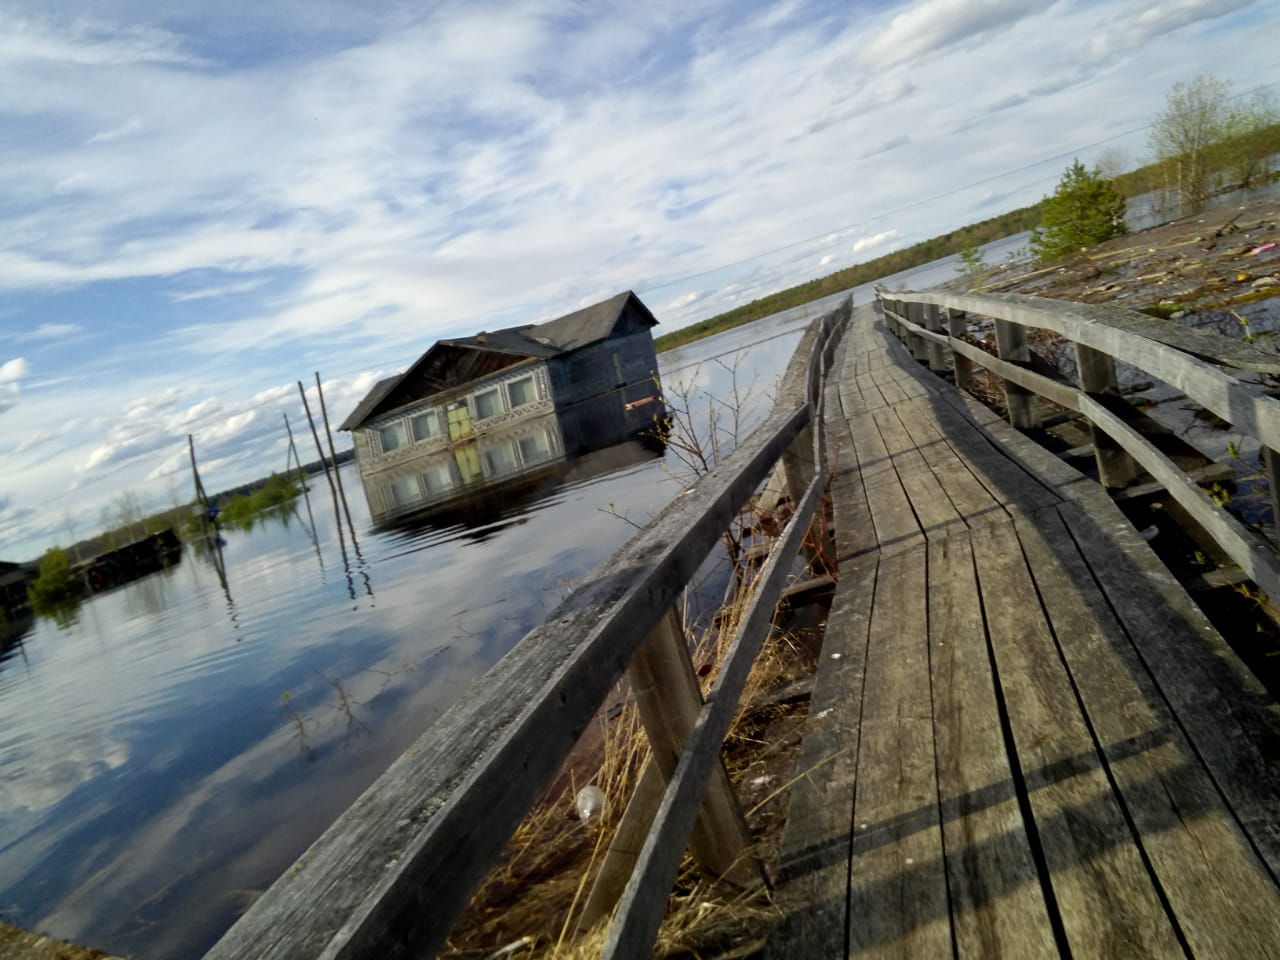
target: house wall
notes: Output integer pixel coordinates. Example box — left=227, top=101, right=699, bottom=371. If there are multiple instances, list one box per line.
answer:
left=546, top=329, right=662, bottom=455
left=360, top=414, right=566, bottom=522
left=354, top=361, right=553, bottom=477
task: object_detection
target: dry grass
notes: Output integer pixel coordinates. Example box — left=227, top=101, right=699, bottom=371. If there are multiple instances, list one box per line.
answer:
left=439, top=534, right=825, bottom=960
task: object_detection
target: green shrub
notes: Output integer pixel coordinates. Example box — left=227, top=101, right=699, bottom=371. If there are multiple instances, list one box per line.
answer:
left=1030, top=160, right=1127, bottom=264
left=28, top=547, right=82, bottom=617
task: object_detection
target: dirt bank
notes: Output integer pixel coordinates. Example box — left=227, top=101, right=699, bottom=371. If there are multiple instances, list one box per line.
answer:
left=967, top=197, right=1280, bottom=320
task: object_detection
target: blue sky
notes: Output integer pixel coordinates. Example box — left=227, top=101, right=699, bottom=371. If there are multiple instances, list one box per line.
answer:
left=1, top=0, right=1276, bottom=558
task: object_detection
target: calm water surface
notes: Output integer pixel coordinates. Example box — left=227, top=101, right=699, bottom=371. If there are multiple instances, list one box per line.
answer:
left=0, top=306, right=832, bottom=959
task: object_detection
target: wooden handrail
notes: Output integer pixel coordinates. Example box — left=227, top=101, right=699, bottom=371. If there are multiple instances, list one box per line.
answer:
left=877, top=288, right=1280, bottom=605
left=204, top=297, right=852, bottom=960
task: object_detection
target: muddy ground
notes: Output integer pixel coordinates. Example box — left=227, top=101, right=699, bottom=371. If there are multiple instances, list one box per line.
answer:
left=967, top=196, right=1280, bottom=321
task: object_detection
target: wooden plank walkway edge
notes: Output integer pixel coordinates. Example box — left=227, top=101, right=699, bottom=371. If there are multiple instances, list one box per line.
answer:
left=769, top=302, right=1280, bottom=959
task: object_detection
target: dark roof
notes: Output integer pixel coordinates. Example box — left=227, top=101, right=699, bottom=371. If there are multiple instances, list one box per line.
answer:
left=340, top=291, right=658, bottom=431
left=338, top=375, right=402, bottom=432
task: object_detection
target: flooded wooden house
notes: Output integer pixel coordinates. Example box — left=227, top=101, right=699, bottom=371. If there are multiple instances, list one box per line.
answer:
left=340, top=291, right=664, bottom=512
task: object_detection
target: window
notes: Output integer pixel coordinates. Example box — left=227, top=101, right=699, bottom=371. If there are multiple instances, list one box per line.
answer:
left=388, top=473, right=421, bottom=506
left=507, top=376, right=536, bottom=409
left=421, top=462, right=453, bottom=496
left=483, top=442, right=519, bottom=477
left=474, top=389, right=502, bottom=420
left=378, top=421, right=408, bottom=453
left=518, top=432, right=552, bottom=465
left=410, top=410, right=439, bottom=442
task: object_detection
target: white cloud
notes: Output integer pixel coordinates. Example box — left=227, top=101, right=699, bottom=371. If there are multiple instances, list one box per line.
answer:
left=0, top=0, right=1272, bottom=558
left=15, top=323, right=83, bottom=342
left=861, top=0, right=1039, bottom=68
left=853, top=231, right=898, bottom=255
left=1, top=357, right=30, bottom=383
left=87, top=115, right=143, bottom=144
left=1085, top=0, right=1256, bottom=64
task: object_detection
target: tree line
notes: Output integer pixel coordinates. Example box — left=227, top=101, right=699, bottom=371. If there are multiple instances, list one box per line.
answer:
left=659, top=73, right=1278, bottom=347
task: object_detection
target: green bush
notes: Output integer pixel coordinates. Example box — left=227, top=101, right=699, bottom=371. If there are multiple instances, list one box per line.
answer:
left=28, top=547, right=82, bottom=617
left=1030, top=160, right=1126, bottom=264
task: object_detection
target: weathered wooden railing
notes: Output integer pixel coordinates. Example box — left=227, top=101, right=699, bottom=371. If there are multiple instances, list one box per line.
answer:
left=205, top=298, right=851, bottom=960
left=878, top=288, right=1280, bottom=603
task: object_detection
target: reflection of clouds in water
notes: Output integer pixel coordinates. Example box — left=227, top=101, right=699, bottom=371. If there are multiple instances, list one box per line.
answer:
left=33, top=637, right=487, bottom=957
left=2, top=318, right=819, bottom=957
left=0, top=731, right=131, bottom=815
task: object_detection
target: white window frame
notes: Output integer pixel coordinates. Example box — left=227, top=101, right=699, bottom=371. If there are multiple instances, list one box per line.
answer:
left=473, top=388, right=504, bottom=420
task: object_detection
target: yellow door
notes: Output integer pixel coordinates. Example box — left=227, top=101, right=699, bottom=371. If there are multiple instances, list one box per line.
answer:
left=447, top=403, right=472, bottom=440
left=454, top=444, right=482, bottom=484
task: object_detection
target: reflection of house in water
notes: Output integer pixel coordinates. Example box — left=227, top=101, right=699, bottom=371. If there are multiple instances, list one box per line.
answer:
left=363, top=427, right=664, bottom=532
left=340, top=290, right=665, bottom=520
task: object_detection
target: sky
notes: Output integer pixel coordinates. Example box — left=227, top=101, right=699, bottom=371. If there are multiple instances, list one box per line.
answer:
left=1, top=0, right=1277, bottom=559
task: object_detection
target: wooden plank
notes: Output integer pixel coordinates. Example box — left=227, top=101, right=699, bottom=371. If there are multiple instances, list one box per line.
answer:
left=1075, top=343, right=1138, bottom=489
left=937, top=389, right=1091, bottom=503
left=627, top=608, right=760, bottom=887
left=900, top=289, right=1280, bottom=375
left=923, top=396, right=1063, bottom=512
left=927, top=533, right=1058, bottom=958
left=1056, top=501, right=1280, bottom=880
left=923, top=303, right=948, bottom=373
left=993, top=317, right=1041, bottom=429
left=847, top=543, right=952, bottom=957
left=968, top=519, right=1184, bottom=957
left=768, top=555, right=879, bottom=960
left=900, top=289, right=1280, bottom=451
left=846, top=410, right=922, bottom=551
left=870, top=365, right=911, bottom=406
left=871, top=406, right=965, bottom=539
left=825, top=381, right=878, bottom=564
left=893, top=398, right=1004, bottom=526
left=1013, top=506, right=1280, bottom=956
left=204, top=315, right=835, bottom=960
left=1076, top=390, right=1280, bottom=605
left=577, top=758, right=664, bottom=932
left=603, top=476, right=825, bottom=958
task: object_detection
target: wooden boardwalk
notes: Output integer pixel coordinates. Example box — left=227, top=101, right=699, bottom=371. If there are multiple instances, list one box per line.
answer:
left=769, top=304, right=1280, bottom=958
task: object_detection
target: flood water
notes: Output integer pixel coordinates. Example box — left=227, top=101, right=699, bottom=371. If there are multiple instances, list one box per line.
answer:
left=0, top=301, right=838, bottom=959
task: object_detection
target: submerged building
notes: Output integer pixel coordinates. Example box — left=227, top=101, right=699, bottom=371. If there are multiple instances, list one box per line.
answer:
left=339, top=291, right=664, bottom=514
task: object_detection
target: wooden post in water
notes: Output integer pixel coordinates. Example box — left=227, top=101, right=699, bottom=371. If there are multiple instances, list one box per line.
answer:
left=627, top=607, right=763, bottom=889
left=1075, top=344, right=1138, bottom=489
left=188, top=434, right=210, bottom=514
left=923, top=303, right=947, bottom=374
left=993, top=318, right=1041, bottom=429
left=946, top=308, right=975, bottom=392
left=314, top=372, right=357, bottom=540
left=283, top=412, right=320, bottom=545
left=299, top=380, right=355, bottom=588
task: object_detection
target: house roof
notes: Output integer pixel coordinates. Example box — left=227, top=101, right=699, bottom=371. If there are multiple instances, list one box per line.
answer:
left=338, top=375, right=402, bottom=433
left=340, top=291, right=658, bottom=431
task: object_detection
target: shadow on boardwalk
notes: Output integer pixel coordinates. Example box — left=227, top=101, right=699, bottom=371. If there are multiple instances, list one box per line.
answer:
left=769, top=306, right=1280, bottom=958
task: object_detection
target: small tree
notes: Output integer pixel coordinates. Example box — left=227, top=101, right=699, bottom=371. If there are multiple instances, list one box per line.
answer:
left=1222, top=87, right=1280, bottom=189
left=1030, top=159, right=1126, bottom=263
left=28, top=546, right=82, bottom=618
left=1149, top=75, right=1229, bottom=211
left=955, top=243, right=988, bottom=290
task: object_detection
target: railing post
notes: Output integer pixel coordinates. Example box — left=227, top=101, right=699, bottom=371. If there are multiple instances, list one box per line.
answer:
left=1074, top=343, right=1139, bottom=489
left=906, top=302, right=928, bottom=363
left=946, top=308, right=975, bottom=392
left=923, top=303, right=947, bottom=373
left=626, top=608, right=763, bottom=889
left=993, top=318, right=1041, bottom=429
left=782, top=422, right=834, bottom=570
left=1264, top=447, right=1280, bottom=542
